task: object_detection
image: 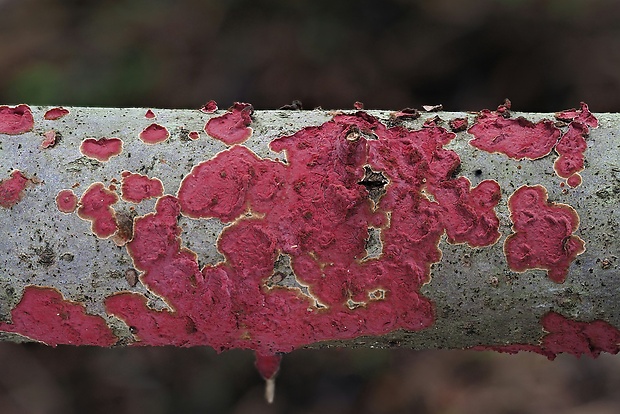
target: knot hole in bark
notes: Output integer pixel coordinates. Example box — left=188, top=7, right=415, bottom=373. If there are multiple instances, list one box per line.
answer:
left=358, top=166, right=389, bottom=208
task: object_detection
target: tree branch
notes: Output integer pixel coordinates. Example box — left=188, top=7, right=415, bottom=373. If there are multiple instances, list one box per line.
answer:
left=0, top=103, right=617, bottom=361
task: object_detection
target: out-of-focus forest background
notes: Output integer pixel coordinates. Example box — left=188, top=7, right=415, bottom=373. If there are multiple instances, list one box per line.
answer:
left=1, top=0, right=620, bottom=413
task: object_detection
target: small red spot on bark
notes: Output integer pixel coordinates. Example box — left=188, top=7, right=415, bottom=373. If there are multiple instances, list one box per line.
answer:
left=145, top=109, right=156, bottom=119
left=188, top=131, right=200, bottom=140
left=139, top=123, right=170, bottom=144
left=468, top=105, right=561, bottom=159
left=44, top=107, right=69, bottom=120
left=449, top=117, right=468, bottom=132
left=255, top=352, right=282, bottom=380
left=566, top=175, right=582, bottom=188
left=40, top=130, right=58, bottom=149
left=353, top=101, right=364, bottom=110
left=504, top=185, right=585, bottom=283
left=77, top=182, right=119, bottom=239
left=204, top=102, right=253, bottom=145
left=0, top=170, right=32, bottom=208
left=0, top=286, right=117, bottom=346
left=0, top=104, right=34, bottom=135
left=80, top=137, right=123, bottom=162
left=56, top=189, right=78, bottom=213
left=200, top=100, right=218, bottom=113
left=121, top=171, right=164, bottom=203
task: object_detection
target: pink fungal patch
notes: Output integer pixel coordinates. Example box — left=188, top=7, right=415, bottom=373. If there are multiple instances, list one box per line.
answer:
left=430, top=178, right=501, bottom=247
left=555, top=102, right=598, bottom=129
left=475, top=312, right=620, bottom=359
left=80, top=137, right=123, bottom=162
left=106, top=111, right=502, bottom=354
left=0, top=104, right=34, bottom=135
left=188, top=131, right=200, bottom=140
left=121, top=171, right=164, bottom=203
left=504, top=185, right=585, bottom=283
left=0, top=170, right=32, bottom=208
left=469, top=101, right=598, bottom=187
left=468, top=104, right=561, bottom=159
left=255, top=352, right=282, bottom=380
left=449, top=117, right=468, bottom=132
left=541, top=312, right=620, bottom=358
left=177, top=145, right=283, bottom=222
left=139, top=123, right=169, bottom=144
left=566, top=175, right=582, bottom=188
left=145, top=109, right=156, bottom=119
left=41, top=130, right=58, bottom=149
left=56, top=189, right=78, bottom=213
left=44, top=107, right=69, bottom=120
left=552, top=103, right=598, bottom=188
left=200, top=100, right=218, bottom=113
left=553, top=122, right=587, bottom=187
left=0, top=286, right=117, bottom=346
left=204, top=102, right=253, bottom=145
left=77, top=182, right=119, bottom=239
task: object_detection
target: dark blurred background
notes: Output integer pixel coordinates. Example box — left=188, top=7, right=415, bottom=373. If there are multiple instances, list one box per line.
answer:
left=2, top=0, right=620, bottom=111
left=1, top=0, right=620, bottom=413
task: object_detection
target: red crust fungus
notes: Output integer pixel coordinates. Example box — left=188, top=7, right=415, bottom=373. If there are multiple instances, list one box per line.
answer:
left=145, top=109, right=156, bottom=119
left=555, top=102, right=598, bottom=129
left=188, top=131, right=200, bottom=140
left=552, top=103, right=598, bottom=188
left=0, top=104, right=34, bottom=135
left=200, top=100, right=218, bottom=113
left=0, top=170, right=32, bottom=208
left=431, top=178, right=501, bottom=247
left=56, top=189, right=78, bottom=213
left=468, top=104, right=561, bottom=159
left=43, top=107, right=69, bottom=120
left=541, top=312, right=620, bottom=358
left=104, top=110, right=502, bottom=354
left=77, top=182, right=119, bottom=239
left=475, top=312, right=620, bottom=360
left=449, top=117, right=468, bottom=132
left=80, top=137, right=123, bottom=162
left=41, top=130, right=58, bottom=149
left=255, top=352, right=282, bottom=380
left=469, top=101, right=598, bottom=187
left=139, top=123, right=170, bottom=144
left=120, top=171, right=164, bottom=203
left=0, top=286, right=117, bottom=346
left=504, top=185, right=585, bottom=283
left=204, top=102, right=253, bottom=145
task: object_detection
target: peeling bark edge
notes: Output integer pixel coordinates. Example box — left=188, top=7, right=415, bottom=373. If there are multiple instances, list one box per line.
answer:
left=0, top=105, right=618, bottom=358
